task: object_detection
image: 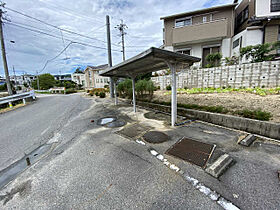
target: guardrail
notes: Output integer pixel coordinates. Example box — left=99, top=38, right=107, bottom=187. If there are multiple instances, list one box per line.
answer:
left=0, top=90, right=36, bottom=108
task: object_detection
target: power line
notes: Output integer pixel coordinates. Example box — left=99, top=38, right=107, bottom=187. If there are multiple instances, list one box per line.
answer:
left=3, top=6, right=121, bottom=47
left=38, top=0, right=104, bottom=24
left=4, top=22, right=121, bottom=52
left=39, top=41, right=73, bottom=73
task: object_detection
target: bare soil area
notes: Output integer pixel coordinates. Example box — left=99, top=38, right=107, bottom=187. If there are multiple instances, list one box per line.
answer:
left=152, top=91, right=280, bottom=123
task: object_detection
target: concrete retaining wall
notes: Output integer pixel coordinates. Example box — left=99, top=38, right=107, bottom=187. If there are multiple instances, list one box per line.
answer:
left=152, top=61, right=280, bottom=89
left=136, top=101, right=280, bottom=140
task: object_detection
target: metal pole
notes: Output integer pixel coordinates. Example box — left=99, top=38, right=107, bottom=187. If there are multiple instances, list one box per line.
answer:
left=36, top=71, right=40, bottom=90
left=13, top=65, right=17, bottom=93
left=121, top=21, right=125, bottom=61
left=114, top=78, right=118, bottom=105
left=171, top=63, right=177, bottom=126
left=106, top=15, right=114, bottom=98
left=0, top=9, right=12, bottom=95
left=132, top=77, right=136, bottom=113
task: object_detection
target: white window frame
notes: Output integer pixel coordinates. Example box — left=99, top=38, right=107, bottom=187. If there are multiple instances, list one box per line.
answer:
left=203, top=16, right=207, bottom=23
left=175, top=16, right=192, bottom=28
left=175, top=47, right=192, bottom=55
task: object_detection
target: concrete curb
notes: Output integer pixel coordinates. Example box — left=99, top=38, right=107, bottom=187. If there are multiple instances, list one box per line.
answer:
left=205, top=154, right=234, bottom=178
left=134, top=101, right=280, bottom=141
left=238, top=134, right=257, bottom=147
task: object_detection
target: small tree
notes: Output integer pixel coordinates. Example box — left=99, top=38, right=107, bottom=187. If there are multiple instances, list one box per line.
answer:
left=74, top=67, right=83, bottom=74
left=205, top=52, right=222, bottom=68
left=240, top=43, right=274, bottom=63
left=32, top=73, right=56, bottom=90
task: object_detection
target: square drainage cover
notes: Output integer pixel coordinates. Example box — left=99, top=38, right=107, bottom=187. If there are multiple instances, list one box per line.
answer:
left=116, top=123, right=151, bottom=140
left=166, top=137, right=215, bottom=168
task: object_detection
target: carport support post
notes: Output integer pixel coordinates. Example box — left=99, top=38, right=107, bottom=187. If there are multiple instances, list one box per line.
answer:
left=166, top=61, right=177, bottom=127
left=132, top=77, right=136, bottom=113
left=113, top=78, right=118, bottom=105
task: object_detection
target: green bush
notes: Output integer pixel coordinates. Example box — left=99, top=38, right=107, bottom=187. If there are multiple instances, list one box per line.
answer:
left=234, top=109, right=272, bottom=121
left=99, top=92, right=106, bottom=98
left=95, top=91, right=99, bottom=96
left=166, top=85, right=171, bottom=91
left=240, top=43, right=276, bottom=63
left=31, top=73, right=56, bottom=90
left=65, top=88, right=77, bottom=94
left=117, top=79, right=154, bottom=99
left=205, top=52, right=222, bottom=67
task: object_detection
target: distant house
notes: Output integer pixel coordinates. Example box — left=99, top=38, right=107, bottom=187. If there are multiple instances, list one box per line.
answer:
left=10, top=74, right=36, bottom=87
left=71, top=72, right=86, bottom=87
left=161, top=3, right=237, bottom=67
left=84, top=64, right=110, bottom=89
left=53, top=74, right=72, bottom=81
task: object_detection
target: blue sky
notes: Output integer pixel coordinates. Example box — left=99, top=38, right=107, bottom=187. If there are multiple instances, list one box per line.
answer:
left=1, top=0, right=232, bottom=76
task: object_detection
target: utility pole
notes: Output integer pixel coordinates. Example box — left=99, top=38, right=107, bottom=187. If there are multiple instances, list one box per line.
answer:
left=116, top=20, right=127, bottom=61
left=36, top=70, right=40, bottom=90
left=0, top=7, right=13, bottom=95
left=106, top=15, right=114, bottom=98
left=13, top=65, right=17, bottom=93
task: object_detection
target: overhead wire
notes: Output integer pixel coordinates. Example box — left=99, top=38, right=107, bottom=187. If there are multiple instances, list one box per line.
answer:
left=4, top=22, right=122, bottom=52
left=3, top=6, right=121, bottom=47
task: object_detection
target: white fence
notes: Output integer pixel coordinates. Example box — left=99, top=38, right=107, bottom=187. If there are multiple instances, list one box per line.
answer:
left=0, top=90, right=36, bottom=108
left=152, top=61, right=280, bottom=89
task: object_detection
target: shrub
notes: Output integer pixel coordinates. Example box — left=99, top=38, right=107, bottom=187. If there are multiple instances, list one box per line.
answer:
left=205, top=52, right=222, bottom=67
left=99, top=92, right=106, bottom=98
left=225, top=55, right=239, bottom=66
left=166, top=85, right=171, bottom=91
left=95, top=91, right=99, bottom=96
left=234, top=109, right=272, bottom=121
left=240, top=43, right=275, bottom=63
left=65, top=88, right=77, bottom=94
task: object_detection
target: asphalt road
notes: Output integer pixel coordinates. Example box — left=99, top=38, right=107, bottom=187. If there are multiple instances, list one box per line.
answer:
left=0, top=97, right=223, bottom=209
left=0, top=93, right=91, bottom=172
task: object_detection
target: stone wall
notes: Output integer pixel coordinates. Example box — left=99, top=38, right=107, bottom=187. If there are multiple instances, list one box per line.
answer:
left=152, top=61, right=280, bottom=89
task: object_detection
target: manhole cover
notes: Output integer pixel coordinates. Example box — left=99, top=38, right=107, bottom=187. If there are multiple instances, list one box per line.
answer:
left=116, top=123, right=151, bottom=140
left=166, top=137, right=215, bottom=168
left=106, top=120, right=126, bottom=128
left=97, top=117, right=116, bottom=126
left=142, top=131, right=169, bottom=143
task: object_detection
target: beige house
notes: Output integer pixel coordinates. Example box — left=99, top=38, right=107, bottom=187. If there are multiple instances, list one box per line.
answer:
left=84, top=64, right=110, bottom=89
left=161, top=3, right=237, bottom=67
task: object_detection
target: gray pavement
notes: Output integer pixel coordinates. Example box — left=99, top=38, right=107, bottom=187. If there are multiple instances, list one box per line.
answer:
left=0, top=93, right=91, bottom=171
left=0, top=96, right=279, bottom=209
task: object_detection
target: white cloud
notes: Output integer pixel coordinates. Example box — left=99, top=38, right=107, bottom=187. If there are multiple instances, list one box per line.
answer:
left=0, top=0, right=232, bottom=75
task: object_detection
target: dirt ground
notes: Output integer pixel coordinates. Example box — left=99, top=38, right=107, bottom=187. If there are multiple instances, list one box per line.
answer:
left=152, top=91, right=280, bottom=123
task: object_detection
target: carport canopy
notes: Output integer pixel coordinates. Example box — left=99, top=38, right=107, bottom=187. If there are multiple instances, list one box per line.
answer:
left=99, top=47, right=200, bottom=126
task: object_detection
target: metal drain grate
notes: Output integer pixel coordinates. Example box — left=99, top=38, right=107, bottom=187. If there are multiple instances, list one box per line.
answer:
left=166, top=137, right=215, bottom=168
left=116, top=123, right=151, bottom=140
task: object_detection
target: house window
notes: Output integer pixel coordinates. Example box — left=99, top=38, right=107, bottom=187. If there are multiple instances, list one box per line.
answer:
left=202, top=46, right=220, bottom=67
left=175, top=17, right=192, bottom=28
left=236, top=6, right=249, bottom=26
left=176, top=48, right=191, bottom=55
left=203, top=16, right=207, bottom=23
left=271, top=0, right=280, bottom=12
left=233, top=39, right=240, bottom=49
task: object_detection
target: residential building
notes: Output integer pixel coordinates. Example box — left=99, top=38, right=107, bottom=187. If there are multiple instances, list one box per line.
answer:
left=84, top=64, right=110, bottom=89
left=53, top=74, right=72, bottom=81
left=233, top=0, right=280, bottom=56
left=161, top=3, right=237, bottom=67
left=71, top=73, right=86, bottom=87
left=10, top=74, right=36, bottom=87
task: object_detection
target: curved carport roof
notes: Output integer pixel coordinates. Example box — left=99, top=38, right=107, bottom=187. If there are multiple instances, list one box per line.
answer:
left=100, top=47, right=200, bottom=126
